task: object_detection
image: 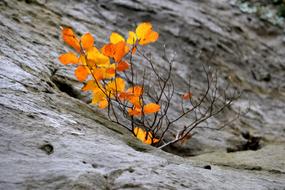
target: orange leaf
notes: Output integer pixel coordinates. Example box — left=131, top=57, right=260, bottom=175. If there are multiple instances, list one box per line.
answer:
left=113, top=41, right=128, bottom=62
left=182, top=92, right=192, bottom=100
left=101, top=44, right=115, bottom=57
left=58, top=52, right=78, bottom=65
left=129, top=96, right=142, bottom=108
left=106, top=68, right=115, bottom=75
left=128, top=107, right=142, bottom=116
left=116, top=61, right=129, bottom=72
left=127, top=86, right=143, bottom=96
left=82, top=80, right=101, bottom=92
left=131, top=46, right=137, bottom=54
left=62, top=27, right=81, bottom=52
left=75, top=66, right=89, bottom=82
left=80, top=33, right=94, bottom=50
left=118, top=92, right=132, bottom=100
left=91, top=68, right=105, bottom=81
left=98, top=99, right=108, bottom=109
left=139, top=30, right=159, bottom=45
left=102, top=42, right=128, bottom=62
left=143, top=103, right=160, bottom=114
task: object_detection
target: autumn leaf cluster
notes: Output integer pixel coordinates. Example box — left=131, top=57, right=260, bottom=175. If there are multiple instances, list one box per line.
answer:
left=58, top=22, right=238, bottom=148
left=58, top=22, right=161, bottom=144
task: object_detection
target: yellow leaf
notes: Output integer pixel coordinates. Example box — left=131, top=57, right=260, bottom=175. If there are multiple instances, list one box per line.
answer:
left=127, top=31, right=137, bottom=44
left=110, top=32, right=125, bottom=44
left=133, top=127, right=159, bottom=145
left=86, top=47, right=100, bottom=59
left=58, top=52, right=78, bottom=65
left=79, top=54, right=87, bottom=65
left=134, top=22, right=159, bottom=45
left=136, top=22, right=152, bottom=40
left=91, top=90, right=106, bottom=104
left=87, top=48, right=110, bottom=66
left=106, top=77, right=125, bottom=94
left=143, top=103, right=160, bottom=114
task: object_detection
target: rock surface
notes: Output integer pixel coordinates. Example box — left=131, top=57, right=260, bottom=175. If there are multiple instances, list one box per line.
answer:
left=0, top=0, right=284, bottom=189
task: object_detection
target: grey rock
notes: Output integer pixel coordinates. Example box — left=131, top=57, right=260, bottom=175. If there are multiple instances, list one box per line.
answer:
left=0, top=0, right=284, bottom=189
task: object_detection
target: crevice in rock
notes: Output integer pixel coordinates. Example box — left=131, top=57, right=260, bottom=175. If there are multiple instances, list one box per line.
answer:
left=39, top=142, right=54, bottom=155
left=227, top=131, right=262, bottom=153
left=50, top=75, right=85, bottom=100
left=214, top=163, right=285, bottom=175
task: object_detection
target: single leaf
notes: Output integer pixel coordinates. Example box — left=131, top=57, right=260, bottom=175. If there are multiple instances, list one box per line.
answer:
left=116, top=61, right=129, bottom=72
left=182, top=92, right=192, bottom=100
left=131, top=46, right=137, bottom=54
left=143, top=103, right=160, bottom=114
left=129, top=96, right=142, bottom=107
left=91, top=90, right=106, bottom=104
left=102, top=42, right=128, bottom=62
left=139, top=30, right=159, bottom=45
left=127, top=86, right=143, bottom=96
left=106, top=77, right=125, bottom=94
left=127, top=31, right=137, bottom=45
left=91, top=68, right=105, bottom=81
left=80, top=33, right=94, bottom=50
left=86, top=47, right=100, bottom=60
left=118, top=92, right=133, bottom=100
left=113, top=41, right=128, bottom=62
left=82, top=80, right=101, bottom=91
left=75, top=65, right=89, bottom=82
left=128, top=107, right=142, bottom=116
left=136, top=22, right=152, bottom=40
left=101, top=44, right=114, bottom=57
left=87, top=48, right=110, bottom=66
left=62, top=27, right=81, bottom=52
left=110, top=32, right=125, bottom=44
left=133, top=127, right=159, bottom=145
left=98, top=99, right=108, bottom=109
left=79, top=54, right=87, bottom=65
left=152, top=137, right=159, bottom=144
left=104, top=64, right=116, bottom=79
left=135, top=22, right=159, bottom=45
left=58, top=52, right=78, bottom=65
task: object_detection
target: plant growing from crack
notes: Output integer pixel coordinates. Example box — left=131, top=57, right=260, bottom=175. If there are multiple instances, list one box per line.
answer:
left=58, top=22, right=240, bottom=149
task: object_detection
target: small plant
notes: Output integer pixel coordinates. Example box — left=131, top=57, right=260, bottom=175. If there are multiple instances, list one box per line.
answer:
left=58, top=22, right=239, bottom=148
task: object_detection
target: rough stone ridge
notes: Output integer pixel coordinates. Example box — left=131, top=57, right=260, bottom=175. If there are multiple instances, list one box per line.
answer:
left=0, top=0, right=284, bottom=189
